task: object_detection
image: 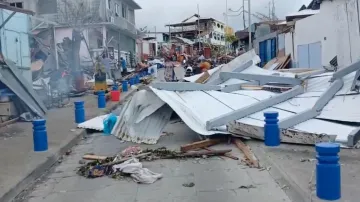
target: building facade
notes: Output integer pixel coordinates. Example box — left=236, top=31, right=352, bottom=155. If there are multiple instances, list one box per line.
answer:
left=6, top=0, right=141, bottom=60
left=167, top=18, right=227, bottom=46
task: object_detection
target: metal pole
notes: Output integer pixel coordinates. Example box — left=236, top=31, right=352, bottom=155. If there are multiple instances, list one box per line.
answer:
left=51, top=26, right=59, bottom=70
left=197, top=4, right=201, bottom=51
left=154, top=26, right=156, bottom=39
left=169, top=25, right=171, bottom=43
left=243, top=0, right=246, bottom=29
left=225, top=0, right=228, bottom=53
left=248, top=0, right=252, bottom=49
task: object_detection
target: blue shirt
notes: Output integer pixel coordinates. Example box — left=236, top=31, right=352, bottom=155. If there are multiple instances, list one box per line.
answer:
left=121, top=60, right=127, bottom=70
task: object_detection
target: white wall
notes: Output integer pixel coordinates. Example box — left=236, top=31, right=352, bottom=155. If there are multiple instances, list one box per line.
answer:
left=294, top=1, right=339, bottom=67
left=334, top=0, right=360, bottom=67
left=142, top=41, right=150, bottom=55
left=285, top=32, right=294, bottom=58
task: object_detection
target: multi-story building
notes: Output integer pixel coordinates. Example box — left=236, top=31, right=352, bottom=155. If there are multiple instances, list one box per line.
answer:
left=166, top=17, right=227, bottom=46
left=5, top=0, right=141, bottom=61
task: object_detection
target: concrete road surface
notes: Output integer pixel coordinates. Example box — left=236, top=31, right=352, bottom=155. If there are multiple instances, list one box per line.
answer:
left=17, top=121, right=292, bottom=202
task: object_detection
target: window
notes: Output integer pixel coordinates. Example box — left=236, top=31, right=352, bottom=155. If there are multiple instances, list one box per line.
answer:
left=10, top=2, right=23, bottom=8
left=107, top=0, right=111, bottom=9
left=122, top=3, right=127, bottom=19
left=115, top=3, right=120, bottom=16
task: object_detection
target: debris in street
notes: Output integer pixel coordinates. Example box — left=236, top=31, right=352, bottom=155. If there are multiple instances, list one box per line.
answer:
left=82, top=155, right=108, bottom=161
left=182, top=182, right=195, bottom=187
left=112, top=158, right=163, bottom=184
left=203, top=147, right=239, bottom=160
left=78, top=159, right=86, bottom=164
left=239, top=185, right=256, bottom=189
left=180, top=138, right=224, bottom=152
left=120, top=146, right=142, bottom=157
left=65, top=150, right=72, bottom=156
left=300, top=158, right=316, bottom=162
left=234, top=139, right=260, bottom=168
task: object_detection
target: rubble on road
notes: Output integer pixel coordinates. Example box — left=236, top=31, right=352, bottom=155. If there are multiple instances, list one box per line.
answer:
left=111, top=49, right=360, bottom=148
left=77, top=146, right=234, bottom=182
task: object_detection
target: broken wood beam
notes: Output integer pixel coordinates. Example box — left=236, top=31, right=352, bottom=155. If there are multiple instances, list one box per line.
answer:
left=234, top=139, right=260, bottom=168
left=204, top=147, right=239, bottom=160
left=102, top=152, right=152, bottom=166
left=180, top=138, right=224, bottom=152
left=82, top=155, right=108, bottom=161
left=181, top=149, right=232, bottom=157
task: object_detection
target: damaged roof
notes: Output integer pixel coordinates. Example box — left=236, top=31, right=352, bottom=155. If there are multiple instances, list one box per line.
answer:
left=113, top=50, right=360, bottom=147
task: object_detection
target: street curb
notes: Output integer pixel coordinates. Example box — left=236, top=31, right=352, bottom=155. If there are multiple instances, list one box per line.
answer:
left=4, top=88, right=140, bottom=202
left=248, top=141, right=310, bottom=202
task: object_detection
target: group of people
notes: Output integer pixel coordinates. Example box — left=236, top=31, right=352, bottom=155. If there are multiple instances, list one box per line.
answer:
left=96, top=54, right=128, bottom=80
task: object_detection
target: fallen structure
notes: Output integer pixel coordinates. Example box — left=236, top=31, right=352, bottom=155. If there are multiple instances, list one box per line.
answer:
left=112, top=50, right=360, bottom=147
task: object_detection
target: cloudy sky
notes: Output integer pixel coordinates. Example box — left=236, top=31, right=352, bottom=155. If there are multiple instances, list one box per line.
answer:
left=134, top=0, right=312, bottom=32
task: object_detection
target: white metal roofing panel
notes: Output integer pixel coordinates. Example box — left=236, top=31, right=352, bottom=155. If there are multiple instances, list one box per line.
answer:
left=220, top=78, right=248, bottom=86
left=242, top=65, right=296, bottom=78
left=231, top=90, right=276, bottom=100
left=78, top=114, right=109, bottom=131
left=318, top=94, right=360, bottom=123
left=274, top=97, right=318, bottom=113
left=205, top=90, right=262, bottom=110
left=306, top=72, right=357, bottom=95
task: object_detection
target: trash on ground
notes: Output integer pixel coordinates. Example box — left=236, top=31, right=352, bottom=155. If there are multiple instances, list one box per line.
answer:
left=239, top=185, right=256, bottom=189
left=182, top=182, right=195, bottom=187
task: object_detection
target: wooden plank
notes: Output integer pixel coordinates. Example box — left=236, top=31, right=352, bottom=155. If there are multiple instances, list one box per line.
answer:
left=180, top=138, right=223, bottom=152
left=82, top=155, right=108, bottom=161
left=204, top=147, right=239, bottom=160
left=181, top=149, right=232, bottom=157
left=195, top=70, right=210, bottom=84
left=234, top=139, right=260, bottom=168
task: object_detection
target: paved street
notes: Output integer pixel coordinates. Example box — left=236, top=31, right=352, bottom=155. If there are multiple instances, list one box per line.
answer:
left=18, top=121, right=292, bottom=202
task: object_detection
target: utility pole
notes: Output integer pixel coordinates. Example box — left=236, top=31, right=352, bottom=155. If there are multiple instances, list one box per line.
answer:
left=225, top=0, right=228, bottom=53
left=268, top=1, right=271, bottom=20
left=197, top=4, right=201, bottom=51
left=243, top=0, right=246, bottom=29
left=272, top=0, right=275, bottom=21
left=248, top=0, right=252, bottom=49
left=154, top=26, right=157, bottom=40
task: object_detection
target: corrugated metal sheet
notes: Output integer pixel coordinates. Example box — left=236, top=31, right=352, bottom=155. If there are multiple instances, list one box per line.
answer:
left=77, top=115, right=108, bottom=131
left=1, top=60, right=47, bottom=117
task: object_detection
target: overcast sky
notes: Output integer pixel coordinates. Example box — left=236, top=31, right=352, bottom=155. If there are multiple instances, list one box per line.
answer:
left=134, top=0, right=312, bottom=32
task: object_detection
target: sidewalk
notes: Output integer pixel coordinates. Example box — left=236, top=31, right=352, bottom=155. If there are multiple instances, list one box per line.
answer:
left=21, top=121, right=292, bottom=202
left=0, top=88, right=138, bottom=202
left=248, top=141, right=359, bottom=202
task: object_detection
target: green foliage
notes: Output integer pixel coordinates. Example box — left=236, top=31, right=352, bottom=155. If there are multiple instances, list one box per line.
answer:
left=225, top=34, right=237, bottom=43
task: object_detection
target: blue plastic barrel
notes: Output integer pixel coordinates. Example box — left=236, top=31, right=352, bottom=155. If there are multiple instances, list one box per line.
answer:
left=129, top=78, right=134, bottom=86
left=97, top=90, right=106, bottom=109
left=316, top=143, right=341, bottom=201
left=122, top=81, right=128, bottom=92
left=74, top=101, right=85, bottom=124
left=112, top=84, right=119, bottom=91
left=264, top=111, right=280, bottom=147
left=33, top=119, right=48, bottom=152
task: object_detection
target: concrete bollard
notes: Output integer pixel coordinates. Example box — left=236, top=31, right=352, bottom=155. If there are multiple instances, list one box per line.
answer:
left=33, top=119, right=48, bottom=152
left=316, top=142, right=341, bottom=201
left=122, top=81, right=128, bottom=92
left=97, top=90, right=106, bottom=109
left=74, top=101, right=85, bottom=124
left=264, top=111, right=280, bottom=147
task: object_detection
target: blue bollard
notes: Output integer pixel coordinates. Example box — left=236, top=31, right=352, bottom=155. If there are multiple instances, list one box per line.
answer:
left=264, top=111, right=280, bottom=147
left=316, top=143, right=341, bottom=201
left=135, top=75, right=140, bottom=84
left=122, top=81, right=128, bottom=92
left=33, top=119, right=48, bottom=152
left=74, top=101, right=85, bottom=124
left=97, top=90, right=106, bottom=109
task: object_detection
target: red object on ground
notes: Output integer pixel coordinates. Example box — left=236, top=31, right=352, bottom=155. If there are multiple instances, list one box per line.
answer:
left=110, top=90, right=120, bottom=102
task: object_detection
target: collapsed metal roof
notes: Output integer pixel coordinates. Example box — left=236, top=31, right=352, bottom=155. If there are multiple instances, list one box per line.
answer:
left=112, top=50, right=360, bottom=147
left=2, top=59, right=47, bottom=117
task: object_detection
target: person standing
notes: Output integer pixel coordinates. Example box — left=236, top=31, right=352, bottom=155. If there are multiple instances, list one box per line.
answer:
left=101, top=54, right=112, bottom=79
left=164, top=56, right=175, bottom=82
left=120, top=57, right=127, bottom=76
